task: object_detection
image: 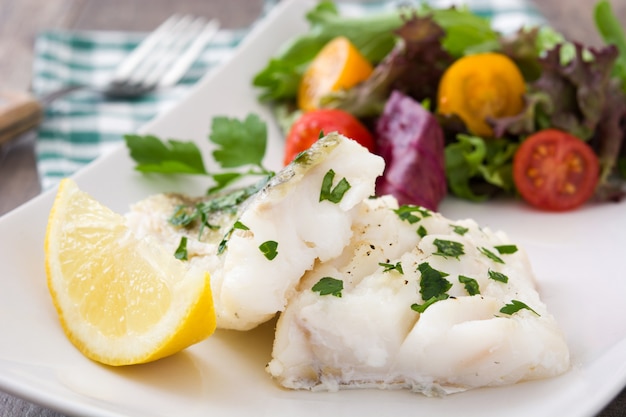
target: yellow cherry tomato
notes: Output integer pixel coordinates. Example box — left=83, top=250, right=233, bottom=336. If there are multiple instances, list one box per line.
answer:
left=437, top=52, right=526, bottom=137
left=298, top=36, right=374, bottom=111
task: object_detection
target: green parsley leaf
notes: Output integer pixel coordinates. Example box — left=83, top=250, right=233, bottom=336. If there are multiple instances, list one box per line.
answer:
left=452, top=225, right=469, bottom=235
left=210, top=114, right=267, bottom=169
left=233, top=221, right=249, bottom=230
left=174, top=236, right=188, bottom=261
left=417, top=262, right=452, bottom=300
left=319, top=169, right=351, bottom=203
left=394, top=205, right=430, bottom=224
left=479, top=247, right=505, bottom=264
left=417, top=225, right=427, bottom=238
left=379, top=261, right=404, bottom=274
left=488, top=269, right=509, bottom=283
left=500, top=300, right=539, bottom=316
left=259, top=240, right=279, bottom=260
left=208, top=172, right=244, bottom=194
left=124, top=134, right=208, bottom=175
left=458, top=275, right=480, bottom=295
left=411, top=294, right=449, bottom=313
left=197, top=211, right=220, bottom=238
left=169, top=204, right=200, bottom=227
left=312, top=277, right=344, bottom=297
left=495, top=244, right=518, bottom=254
left=217, top=237, right=228, bottom=255
left=433, top=238, right=465, bottom=259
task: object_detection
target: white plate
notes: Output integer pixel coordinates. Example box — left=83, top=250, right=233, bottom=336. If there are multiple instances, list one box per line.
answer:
left=1, top=1, right=625, bottom=416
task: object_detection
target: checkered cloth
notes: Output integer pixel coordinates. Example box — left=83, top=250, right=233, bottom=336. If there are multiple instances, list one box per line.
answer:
left=32, top=0, right=544, bottom=190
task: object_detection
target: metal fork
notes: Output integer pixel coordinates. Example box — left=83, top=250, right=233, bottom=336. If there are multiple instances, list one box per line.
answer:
left=105, top=14, right=220, bottom=98
left=43, top=14, right=220, bottom=102
left=0, top=14, right=219, bottom=146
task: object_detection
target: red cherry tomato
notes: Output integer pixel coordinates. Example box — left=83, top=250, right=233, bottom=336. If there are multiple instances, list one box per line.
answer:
left=284, top=109, right=375, bottom=165
left=512, top=129, right=599, bottom=211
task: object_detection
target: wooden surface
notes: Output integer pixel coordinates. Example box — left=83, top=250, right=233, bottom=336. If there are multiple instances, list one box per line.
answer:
left=0, top=0, right=625, bottom=416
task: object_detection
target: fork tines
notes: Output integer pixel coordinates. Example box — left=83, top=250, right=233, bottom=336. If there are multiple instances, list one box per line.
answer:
left=111, top=14, right=220, bottom=94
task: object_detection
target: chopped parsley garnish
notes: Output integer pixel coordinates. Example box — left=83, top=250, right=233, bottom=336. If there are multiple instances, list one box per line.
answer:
left=170, top=204, right=199, bottom=227
left=170, top=203, right=221, bottom=240
left=500, top=300, right=539, bottom=316
left=319, top=169, right=351, bottom=203
left=312, top=277, right=344, bottom=297
left=379, top=261, right=404, bottom=274
left=433, top=238, right=465, bottom=259
left=417, top=225, right=427, bottom=238
left=259, top=240, right=279, bottom=260
left=174, top=236, right=188, bottom=261
left=411, top=294, right=449, bottom=313
left=218, top=218, right=254, bottom=255
left=479, top=247, right=505, bottom=264
left=451, top=225, right=469, bottom=235
left=495, top=244, right=518, bottom=254
left=488, top=269, right=509, bottom=283
left=170, top=179, right=267, bottom=242
left=233, top=220, right=249, bottom=230
left=458, top=275, right=480, bottom=295
left=394, top=205, right=431, bottom=224
left=217, top=233, right=230, bottom=255
left=417, top=262, right=452, bottom=300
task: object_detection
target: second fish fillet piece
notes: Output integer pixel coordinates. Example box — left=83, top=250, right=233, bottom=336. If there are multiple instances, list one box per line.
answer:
left=267, top=196, right=570, bottom=395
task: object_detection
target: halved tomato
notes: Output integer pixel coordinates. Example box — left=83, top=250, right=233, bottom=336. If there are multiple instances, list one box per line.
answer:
left=284, top=109, right=375, bottom=165
left=512, top=129, right=599, bottom=211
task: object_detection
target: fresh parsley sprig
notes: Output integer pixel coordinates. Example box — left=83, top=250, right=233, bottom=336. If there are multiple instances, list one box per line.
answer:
left=124, top=113, right=274, bottom=194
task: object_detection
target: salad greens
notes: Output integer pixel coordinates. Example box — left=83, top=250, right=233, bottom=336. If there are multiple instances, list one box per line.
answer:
left=254, top=1, right=499, bottom=116
left=251, top=0, right=626, bottom=207
left=594, top=0, right=626, bottom=92
left=252, top=1, right=403, bottom=102
left=124, top=0, right=626, bottom=210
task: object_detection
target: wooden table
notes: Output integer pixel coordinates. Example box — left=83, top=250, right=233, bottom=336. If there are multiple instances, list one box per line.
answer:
left=0, top=0, right=624, bottom=415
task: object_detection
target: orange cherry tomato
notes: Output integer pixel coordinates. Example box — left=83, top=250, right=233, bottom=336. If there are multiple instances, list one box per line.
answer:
left=513, top=129, right=599, bottom=211
left=284, top=109, right=375, bottom=165
left=437, top=52, right=526, bottom=137
left=298, top=36, right=373, bottom=111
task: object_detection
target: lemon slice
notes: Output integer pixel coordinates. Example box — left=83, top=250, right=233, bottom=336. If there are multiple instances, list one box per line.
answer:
left=44, top=178, right=216, bottom=366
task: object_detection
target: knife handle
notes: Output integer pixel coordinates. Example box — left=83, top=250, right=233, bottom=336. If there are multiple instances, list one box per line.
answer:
left=0, top=91, right=43, bottom=145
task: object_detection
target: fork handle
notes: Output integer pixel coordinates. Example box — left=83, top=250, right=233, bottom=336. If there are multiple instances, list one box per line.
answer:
left=0, top=90, right=43, bottom=145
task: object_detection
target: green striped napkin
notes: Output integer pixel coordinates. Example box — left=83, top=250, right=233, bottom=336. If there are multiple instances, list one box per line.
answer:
left=32, top=0, right=544, bottom=190
left=32, top=27, right=250, bottom=190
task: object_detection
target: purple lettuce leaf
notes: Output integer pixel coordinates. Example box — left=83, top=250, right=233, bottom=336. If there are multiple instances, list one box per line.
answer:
left=375, top=90, right=447, bottom=210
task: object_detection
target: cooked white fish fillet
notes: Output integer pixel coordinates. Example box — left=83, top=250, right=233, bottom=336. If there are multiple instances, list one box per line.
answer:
left=126, top=131, right=569, bottom=394
left=126, top=133, right=385, bottom=330
left=267, top=196, right=570, bottom=395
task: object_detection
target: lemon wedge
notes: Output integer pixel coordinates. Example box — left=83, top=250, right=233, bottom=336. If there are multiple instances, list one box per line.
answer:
left=44, top=178, right=216, bottom=366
